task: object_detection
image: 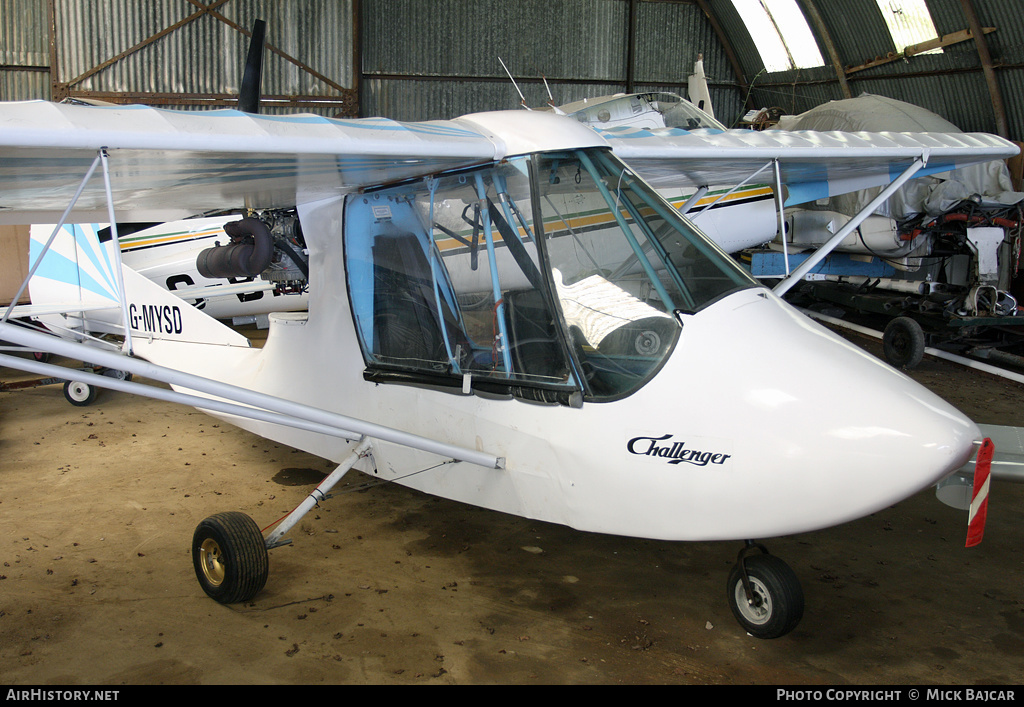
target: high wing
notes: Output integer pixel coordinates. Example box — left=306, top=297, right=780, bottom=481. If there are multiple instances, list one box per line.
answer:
left=1, top=100, right=1018, bottom=304
left=597, top=124, right=1019, bottom=207
left=0, top=101, right=1016, bottom=215
left=0, top=100, right=1017, bottom=224
left=0, top=100, right=498, bottom=224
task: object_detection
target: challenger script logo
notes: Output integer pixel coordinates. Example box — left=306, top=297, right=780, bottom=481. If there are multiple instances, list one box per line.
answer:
left=627, top=434, right=731, bottom=467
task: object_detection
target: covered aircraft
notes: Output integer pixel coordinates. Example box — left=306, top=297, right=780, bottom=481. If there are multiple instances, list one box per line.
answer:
left=0, top=98, right=1013, bottom=638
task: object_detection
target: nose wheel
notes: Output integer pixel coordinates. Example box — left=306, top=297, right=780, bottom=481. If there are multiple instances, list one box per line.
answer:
left=726, top=543, right=804, bottom=639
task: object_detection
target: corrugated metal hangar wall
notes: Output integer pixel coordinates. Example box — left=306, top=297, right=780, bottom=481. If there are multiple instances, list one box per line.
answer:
left=0, top=0, right=358, bottom=114
left=0, top=0, right=1021, bottom=141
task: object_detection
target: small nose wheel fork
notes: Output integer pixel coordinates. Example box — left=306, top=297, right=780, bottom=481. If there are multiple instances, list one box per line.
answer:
left=726, top=540, right=804, bottom=639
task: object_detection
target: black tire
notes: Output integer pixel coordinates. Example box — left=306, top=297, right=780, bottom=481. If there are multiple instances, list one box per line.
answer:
left=727, top=554, right=804, bottom=639
left=192, top=512, right=269, bottom=604
left=63, top=380, right=97, bottom=407
left=883, top=316, right=925, bottom=370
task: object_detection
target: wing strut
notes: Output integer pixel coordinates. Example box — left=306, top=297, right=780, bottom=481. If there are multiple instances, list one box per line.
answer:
left=2, top=148, right=135, bottom=355
left=98, top=149, right=134, bottom=356
left=677, top=185, right=708, bottom=215
left=0, top=348, right=362, bottom=441
left=772, top=157, right=927, bottom=296
left=2, top=151, right=103, bottom=324
left=772, top=158, right=790, bottom=275
left=690, top=160, right=773, bottom=223
left=0, top=320, right=506, bottom=471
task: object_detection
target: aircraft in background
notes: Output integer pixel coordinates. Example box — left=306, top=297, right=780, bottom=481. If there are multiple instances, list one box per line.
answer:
left=31, top=213, right=310, bottom=327
left=555, top=90, right=780, bottom=254
left=502, top=56, right=784, bottom=255
left=23, top=20, right=308, bottom=328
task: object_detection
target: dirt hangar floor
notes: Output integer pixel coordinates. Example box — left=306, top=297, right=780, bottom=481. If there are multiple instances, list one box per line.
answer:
left=1, top=325, right=1023, bottom=685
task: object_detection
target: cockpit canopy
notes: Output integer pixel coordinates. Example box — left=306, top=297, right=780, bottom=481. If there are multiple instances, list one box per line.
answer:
left=560, top=92, right=727, bottom=132
left=345, top=147, right=755, bottom=404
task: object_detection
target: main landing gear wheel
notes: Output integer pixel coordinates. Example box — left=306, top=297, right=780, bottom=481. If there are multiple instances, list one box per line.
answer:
left=63, top=380, right=97, bottom=406
left=192, top=512, right=269, bottom=604
left=882, top=316, right=925, bottom=370
left=727, top=546, right=804, bottom=639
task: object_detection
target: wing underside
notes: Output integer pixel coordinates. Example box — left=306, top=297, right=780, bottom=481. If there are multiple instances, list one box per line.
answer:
left=600, top=125, right=1019, bottom=206
left=0, top=101, right=498, bottom=223
left=0, top=100, right=1018, bottom=225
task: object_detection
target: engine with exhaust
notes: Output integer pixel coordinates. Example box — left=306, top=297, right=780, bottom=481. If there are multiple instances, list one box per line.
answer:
left=196, top=209, right=309, bottom=295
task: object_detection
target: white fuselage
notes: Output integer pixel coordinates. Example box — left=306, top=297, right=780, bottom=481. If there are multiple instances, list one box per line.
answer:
left=131, top=190, right=978, bottom=542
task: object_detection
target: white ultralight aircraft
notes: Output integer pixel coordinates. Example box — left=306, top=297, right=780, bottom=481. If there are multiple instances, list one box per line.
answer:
left=0, top=99, right=1013, bottom=638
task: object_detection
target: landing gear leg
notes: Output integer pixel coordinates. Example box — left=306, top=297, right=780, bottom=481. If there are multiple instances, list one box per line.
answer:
left=191, top=437, right=371, bottom=603
left=726, top=541, right=804, bottom=639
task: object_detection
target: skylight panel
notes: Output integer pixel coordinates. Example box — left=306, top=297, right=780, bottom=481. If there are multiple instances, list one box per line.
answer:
left=731, top=0, right=825, bottom=72
left=875, top=0, right=942, bottom=54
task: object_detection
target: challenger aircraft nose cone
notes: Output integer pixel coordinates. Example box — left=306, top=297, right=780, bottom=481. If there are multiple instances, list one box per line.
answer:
left=746, top=296, right=977, bottom=508
left=635, top=289, right=980, bottom=540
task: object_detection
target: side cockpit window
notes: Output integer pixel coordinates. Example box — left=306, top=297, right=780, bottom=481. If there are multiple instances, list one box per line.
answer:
left=370, top=229, right=467, bottom=371
left=345, top=160, right=580, bottom=403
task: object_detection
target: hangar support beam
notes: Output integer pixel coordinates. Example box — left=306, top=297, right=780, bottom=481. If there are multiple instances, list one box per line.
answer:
left=959, top=0, right=1008, bottom=138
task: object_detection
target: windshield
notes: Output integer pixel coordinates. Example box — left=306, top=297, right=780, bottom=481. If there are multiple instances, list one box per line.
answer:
left=535, top=149, right=755, bottom=399
left=345, top=147, right=756, bottom=402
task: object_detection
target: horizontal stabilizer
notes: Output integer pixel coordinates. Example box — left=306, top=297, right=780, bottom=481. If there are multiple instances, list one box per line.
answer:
left=958, top=424, right=1024, bottom=483
left=937, top=424, right=1021, bottom=511
left=3, top=302, right=119, bottom=319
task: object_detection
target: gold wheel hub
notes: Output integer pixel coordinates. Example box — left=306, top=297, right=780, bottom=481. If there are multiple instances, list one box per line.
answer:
left=199, top=538, right=226, bottom=586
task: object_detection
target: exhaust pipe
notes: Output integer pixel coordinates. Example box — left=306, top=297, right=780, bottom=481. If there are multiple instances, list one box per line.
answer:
left=196, top=217, right=274, bottom=279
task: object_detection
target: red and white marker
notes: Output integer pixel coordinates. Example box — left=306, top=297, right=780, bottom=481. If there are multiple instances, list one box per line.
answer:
left=966, top=438, right=993, bottom=548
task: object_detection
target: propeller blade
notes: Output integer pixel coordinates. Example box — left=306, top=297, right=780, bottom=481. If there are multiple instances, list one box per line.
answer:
left=238, top=19, right=266, bottom=114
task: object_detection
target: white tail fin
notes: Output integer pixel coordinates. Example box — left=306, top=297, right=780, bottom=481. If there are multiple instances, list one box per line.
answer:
left=27, top=223, right=248, bottom=348
left=687, top=55, right=715, bottom=120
